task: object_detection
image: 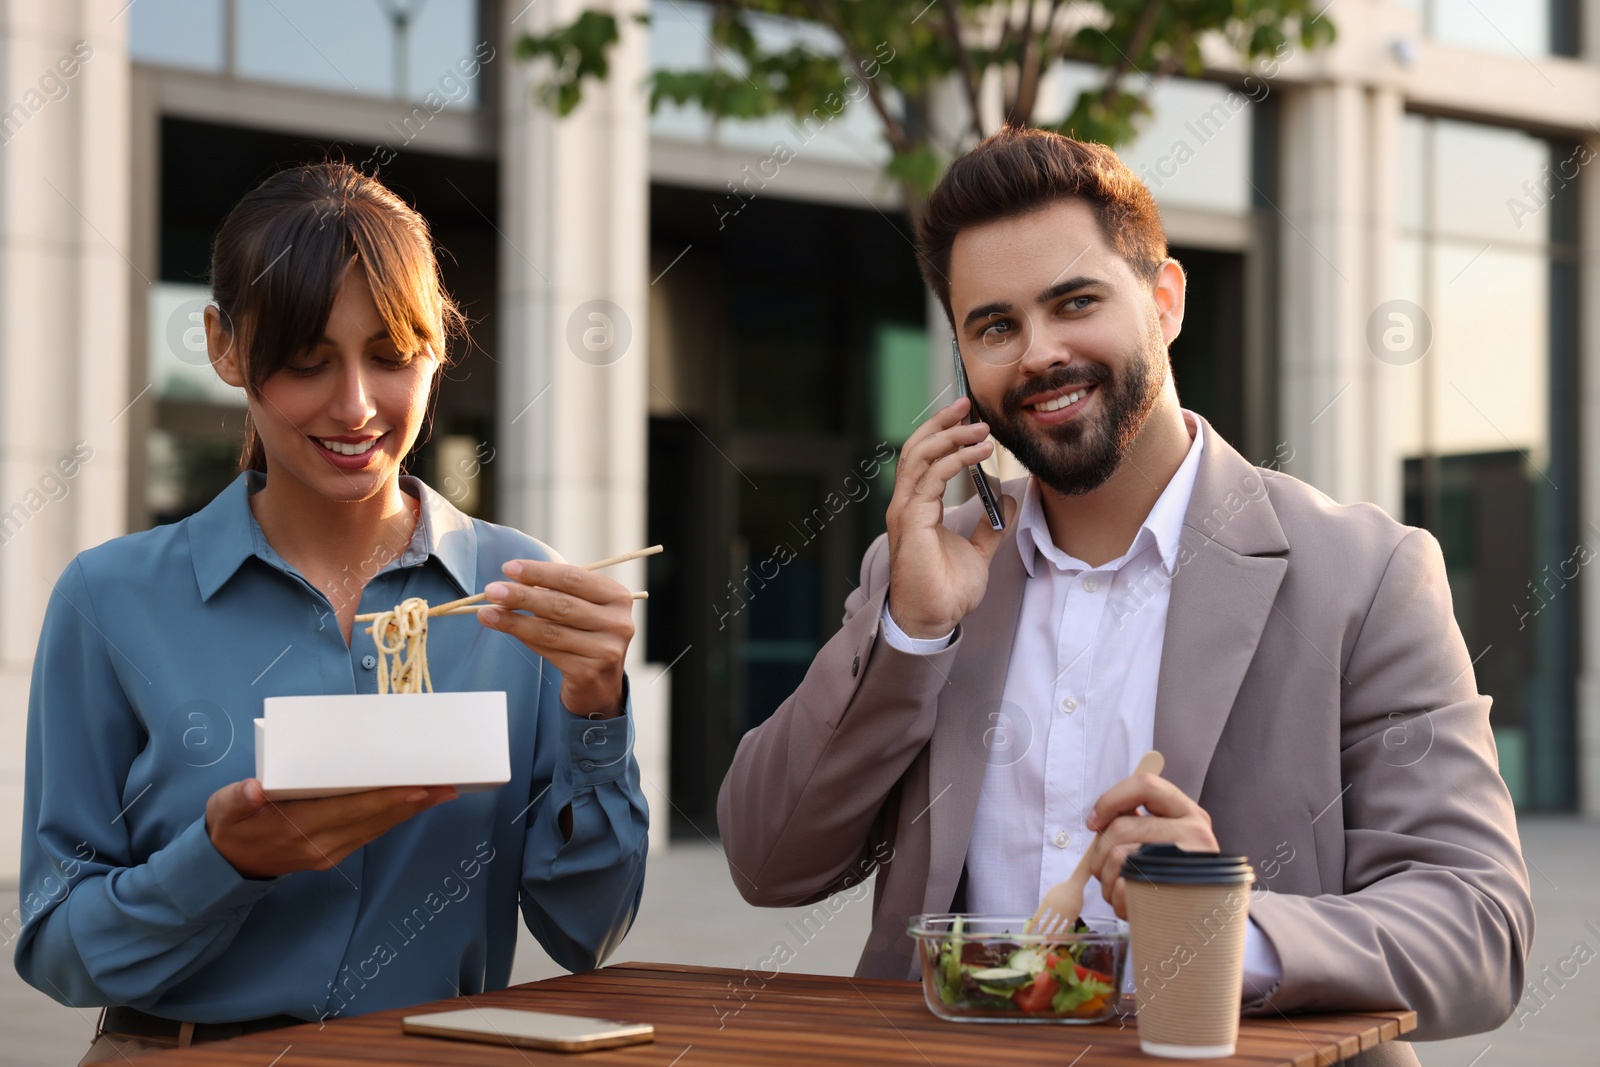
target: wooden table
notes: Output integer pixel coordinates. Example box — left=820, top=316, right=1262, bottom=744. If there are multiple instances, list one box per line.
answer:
left=131, top=962, right=1415, bottom=1066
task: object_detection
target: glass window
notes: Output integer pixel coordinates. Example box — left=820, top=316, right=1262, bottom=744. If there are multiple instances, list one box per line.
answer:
left=133, top=0, right=483, bottom=107
left=872, top=324, right=928, bottom=446
left=145, top=283, right=248, bottom=525
left=1430, top=0, right=1548, bottom=56
left=148, top=282, right=246, bottom=407
left=1431, top=122, right=1553, bottom=245
left=1401, top=0, right=1577, bottom=58
left=1043, top=66, right=1254, bottom=216
left=644, top=185, right=923, bottom=829
left=734, top=473, right=827, bottom=734
left=727, top=284, right=841, bottom=433
left=1392, top=114, right=1580, bottom=810
left=1430, top=244, right=1548, bottom=457
left=646, top=0, right=713, bottom=143
left=235, top=1, right=396, bottom=97
left=129, top=0, right=226, bottom=72
left=1397, top=118, right=1426, bottom=232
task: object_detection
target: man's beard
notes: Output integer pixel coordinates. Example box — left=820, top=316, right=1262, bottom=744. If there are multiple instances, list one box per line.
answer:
left=983, top=331, right=1168, bottom=497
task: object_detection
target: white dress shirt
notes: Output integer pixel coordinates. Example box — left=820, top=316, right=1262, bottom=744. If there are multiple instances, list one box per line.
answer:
left=882, top=413, right=1282, bottom=997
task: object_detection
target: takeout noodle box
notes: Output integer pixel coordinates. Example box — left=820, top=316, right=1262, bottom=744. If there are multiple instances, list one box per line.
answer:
left=255, top=692, right=511, bottom=800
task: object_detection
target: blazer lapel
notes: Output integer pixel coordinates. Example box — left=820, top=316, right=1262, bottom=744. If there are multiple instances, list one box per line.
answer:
left=1153, top=426, right=1290, bottom=800
left=924, top=511, right=1028, bottom=915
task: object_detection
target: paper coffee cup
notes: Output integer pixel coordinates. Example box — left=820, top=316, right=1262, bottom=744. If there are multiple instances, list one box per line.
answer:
left=1124, top=844, right=1256, bottom=1059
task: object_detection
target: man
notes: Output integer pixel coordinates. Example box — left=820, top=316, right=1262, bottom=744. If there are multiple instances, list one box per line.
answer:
left=717, top=128, right=1531, bottom=1063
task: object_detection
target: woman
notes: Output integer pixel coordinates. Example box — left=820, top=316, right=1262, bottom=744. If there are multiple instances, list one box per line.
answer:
left=13, top=163, right=649, bottom=1063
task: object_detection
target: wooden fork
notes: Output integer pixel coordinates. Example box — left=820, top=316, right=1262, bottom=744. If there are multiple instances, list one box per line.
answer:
left=1026, top=749, right=1166, bottom=937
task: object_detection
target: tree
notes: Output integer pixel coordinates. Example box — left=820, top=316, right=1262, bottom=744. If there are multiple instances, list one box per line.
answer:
left=518, top=1, right=1334, bottom=220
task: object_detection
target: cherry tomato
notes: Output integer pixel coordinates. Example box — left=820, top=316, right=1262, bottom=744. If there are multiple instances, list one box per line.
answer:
left=1012, top=969, right=1057, bottom=1013
left=1073, top=963, right=1113, bottom=984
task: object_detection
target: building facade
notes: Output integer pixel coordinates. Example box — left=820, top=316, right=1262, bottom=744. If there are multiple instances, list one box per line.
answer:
left=1, top=0, right=1597, bottom=883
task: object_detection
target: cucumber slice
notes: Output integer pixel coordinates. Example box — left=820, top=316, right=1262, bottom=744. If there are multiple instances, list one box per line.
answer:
left=1006, top=948, right=1048, bottom=974
left=969, top=967, right=1030, bottom=989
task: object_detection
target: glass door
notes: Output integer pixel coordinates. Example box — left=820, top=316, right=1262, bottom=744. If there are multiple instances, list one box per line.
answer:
left=1392, top=115, right=1580, bottom=810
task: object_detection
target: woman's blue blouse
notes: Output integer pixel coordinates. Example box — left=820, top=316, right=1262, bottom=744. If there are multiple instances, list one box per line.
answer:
left=12, top=472, right=648, bottom=1023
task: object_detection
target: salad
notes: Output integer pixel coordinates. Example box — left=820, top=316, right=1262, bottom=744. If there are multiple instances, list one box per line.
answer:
left=924, top=916, right=1120, bottom=1020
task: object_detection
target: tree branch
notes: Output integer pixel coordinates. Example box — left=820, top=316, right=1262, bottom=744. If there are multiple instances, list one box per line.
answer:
left=801, top=0, right=910, bottom=152
left=1041, top=0, right=1083, bottom=66
left=1152, top=25, right=1191, bottom=80
left=1012, top=0, right=1071, bottom=128
left=1023, top=0, right=1069, bottom=122
left=1100, top=0, right=1162, bottom=111
left=1004, top=0, right=1039, bottom=127
left=941, top=0, right=986, bottom=141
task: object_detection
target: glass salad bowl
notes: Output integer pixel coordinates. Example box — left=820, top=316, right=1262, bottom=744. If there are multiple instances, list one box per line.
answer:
left=907, top=914, right=1128, bottom=1023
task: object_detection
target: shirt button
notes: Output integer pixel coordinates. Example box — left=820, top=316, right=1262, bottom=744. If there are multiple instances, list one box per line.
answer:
left=361, top=655, right=376, bottom=670
left=1053, top=830, right=1070, bottom=848
left=580, top=760, right=596, bottom=772
left=1081, top=575, right=1100, bottom=593
left=1060, top=696, right=1078, bottom=714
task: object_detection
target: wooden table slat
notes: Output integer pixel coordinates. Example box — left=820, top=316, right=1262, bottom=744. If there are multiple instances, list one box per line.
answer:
left=127, top=962, right=1417, bottom=1067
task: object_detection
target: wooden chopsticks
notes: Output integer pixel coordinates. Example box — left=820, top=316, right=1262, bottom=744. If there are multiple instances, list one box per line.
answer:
left=353, top=545, right=662, bottom=622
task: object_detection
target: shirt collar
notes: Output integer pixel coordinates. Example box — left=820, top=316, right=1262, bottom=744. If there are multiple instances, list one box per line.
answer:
left=1015, top=410, right=1207, bottom=579
left=187, top=471, right=478, bottom=602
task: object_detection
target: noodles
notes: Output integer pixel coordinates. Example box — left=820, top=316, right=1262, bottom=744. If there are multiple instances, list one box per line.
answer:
left=356, top=545, right=662, bottom=695
left=366, top=597, right=433, bottom=695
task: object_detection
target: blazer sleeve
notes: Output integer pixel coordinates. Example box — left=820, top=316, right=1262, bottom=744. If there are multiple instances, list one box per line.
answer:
left=716, top=532, right=960, bottom=906
left=1246, top=528, right=1534, bottom=1040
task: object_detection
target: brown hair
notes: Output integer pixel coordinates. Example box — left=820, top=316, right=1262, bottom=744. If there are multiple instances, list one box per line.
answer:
left=207, top=162, right=465, bottom=472
left=915, top=127, right=1167, bottom=322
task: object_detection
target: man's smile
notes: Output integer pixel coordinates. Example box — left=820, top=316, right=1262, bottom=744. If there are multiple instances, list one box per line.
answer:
left=1022, top=382, right=1097, bottom=425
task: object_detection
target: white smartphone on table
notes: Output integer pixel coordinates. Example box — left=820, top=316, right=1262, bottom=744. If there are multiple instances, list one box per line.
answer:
left=403, top=1007, right=654, bottom=1052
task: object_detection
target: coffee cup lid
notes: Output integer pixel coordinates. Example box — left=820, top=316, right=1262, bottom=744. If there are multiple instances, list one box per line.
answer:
left=1122, top=844, right=1256, bottom=886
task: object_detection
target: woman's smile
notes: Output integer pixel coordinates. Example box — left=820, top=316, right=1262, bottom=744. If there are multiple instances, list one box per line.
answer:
left=312, top=430, right=389, bottom=467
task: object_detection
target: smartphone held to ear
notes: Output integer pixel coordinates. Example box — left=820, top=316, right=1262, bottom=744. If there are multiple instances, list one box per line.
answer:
left=950, top=336, right=1006, bottom=531
left=403, top=1007, right=654, bottom=1052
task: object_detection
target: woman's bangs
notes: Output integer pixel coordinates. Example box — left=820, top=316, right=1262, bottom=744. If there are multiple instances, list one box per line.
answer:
left=239, top=204, right=357, bottom=391
left=347, top=202, right=440, bottom=360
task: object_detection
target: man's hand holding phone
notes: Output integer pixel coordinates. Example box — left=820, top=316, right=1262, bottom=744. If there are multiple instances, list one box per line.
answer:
left=885, top=397, right=1018, bottom=640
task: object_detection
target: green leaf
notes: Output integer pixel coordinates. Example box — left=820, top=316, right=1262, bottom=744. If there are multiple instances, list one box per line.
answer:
left=516, top=10, right=622, bottom=117
left=885, top=146, right=944, bottom=202
left=1048, top=957, right=1114, bottom=1014
left=1055, top=88, right=1152, bottom=148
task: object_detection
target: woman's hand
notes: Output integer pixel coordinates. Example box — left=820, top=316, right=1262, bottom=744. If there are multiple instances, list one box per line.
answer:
left=476, top=560, right=635, bottom=718
left=206, top=779, right=458, bottom=879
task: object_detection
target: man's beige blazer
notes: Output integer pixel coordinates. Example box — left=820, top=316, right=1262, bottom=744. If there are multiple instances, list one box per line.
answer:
left=718, top=419, right=1532, bottom=1064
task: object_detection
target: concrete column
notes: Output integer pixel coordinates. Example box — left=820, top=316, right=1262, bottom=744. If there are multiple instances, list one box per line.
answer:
left=1578, top=0, right=1600, bottom=822
left=498, top=0, right=649, bottom=556
left=497, top=1, right=668, bottom=846
left=1276, top=81, right=1374, bottom=506
left=0, top=2, right=131, bottom=883
left=1576, top=128, right=1600, bottom=817
left=1363, top=87, right=1404, bottom=520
